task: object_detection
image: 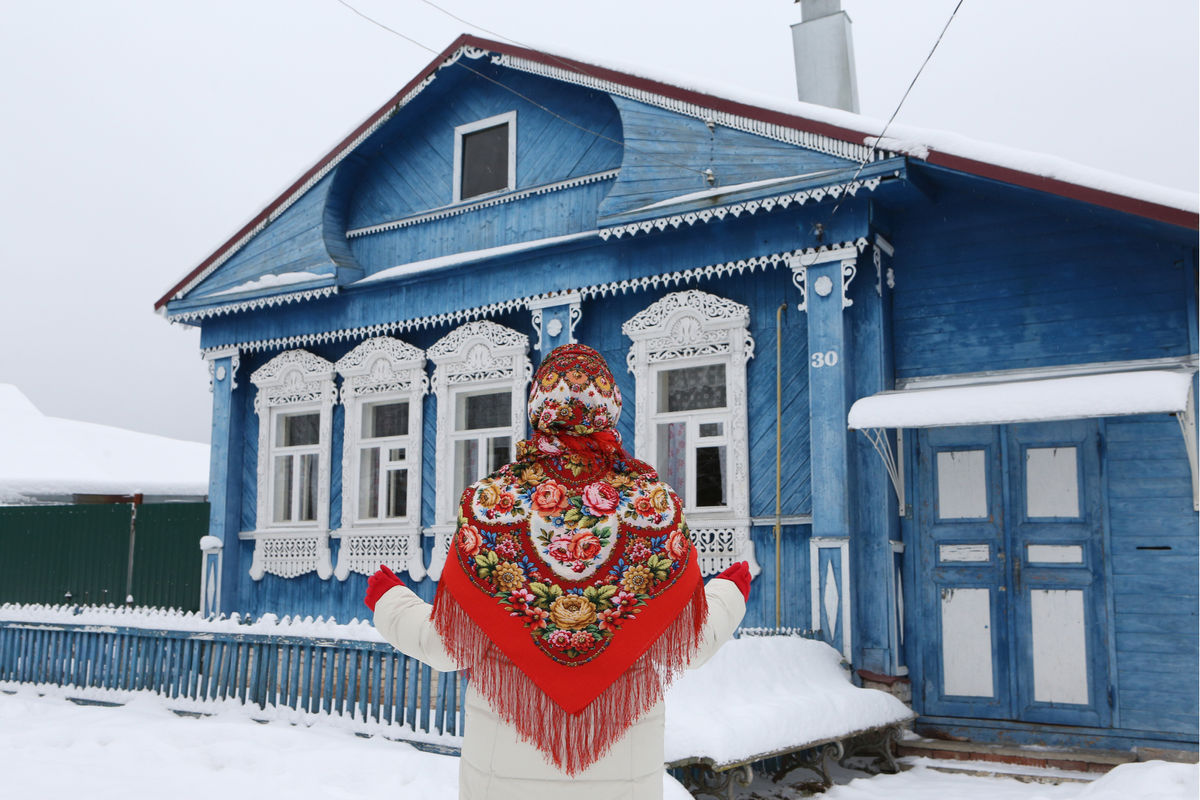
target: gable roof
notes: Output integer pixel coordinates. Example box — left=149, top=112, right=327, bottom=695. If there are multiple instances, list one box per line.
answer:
left=155, top=34, right=1199, bottom=312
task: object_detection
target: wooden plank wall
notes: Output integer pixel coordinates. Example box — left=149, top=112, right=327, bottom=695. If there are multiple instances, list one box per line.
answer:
left=891, top=195, right=1192, bottom=378
left=1103, top=414, right=1198, bottom=736
left=599, top=97, right=853, bottom=218
left=342, top=65, right=623, bottom=229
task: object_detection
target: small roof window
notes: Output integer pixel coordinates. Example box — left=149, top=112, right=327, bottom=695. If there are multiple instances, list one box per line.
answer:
left=454, top=111, right=516, bottom=202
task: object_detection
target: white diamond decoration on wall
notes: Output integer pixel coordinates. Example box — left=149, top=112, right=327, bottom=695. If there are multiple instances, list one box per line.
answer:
left=823, top=561, right=840, bottom=635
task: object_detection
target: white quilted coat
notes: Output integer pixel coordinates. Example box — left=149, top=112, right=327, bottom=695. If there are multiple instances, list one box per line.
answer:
left=373, top=577, right=746, bottom=800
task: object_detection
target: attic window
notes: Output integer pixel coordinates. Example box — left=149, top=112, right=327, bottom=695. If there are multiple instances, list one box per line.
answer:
left=454, top=112, right=516, bottom=202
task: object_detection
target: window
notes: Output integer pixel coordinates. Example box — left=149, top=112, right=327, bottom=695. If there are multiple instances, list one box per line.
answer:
left=453, top=112, right=516, bottom=203
left=654, top=363, right=729, bottom=509
left=357, top=400, right=412, bottom=521
left=334, top=337, right=427, bottom=581
left=272, top=410, right=321, bottom=523
left=624, top=290, right=757, bottom=577
left=248, top=349, right=336, bottom=581
left=428, top=320, right=531, bottom=579
left=452, top=389, right=513, bottom=498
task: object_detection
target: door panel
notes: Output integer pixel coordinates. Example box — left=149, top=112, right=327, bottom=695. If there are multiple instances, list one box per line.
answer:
left=918, top=425, right=1011, bottom=718
left=1008, top=421, right=1110, bottom=727
left=915, top=420, right=1111, bottom=727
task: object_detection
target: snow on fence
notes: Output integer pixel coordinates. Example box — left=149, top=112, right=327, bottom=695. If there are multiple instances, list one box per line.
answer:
left=0, top=604, right=465, bottom=746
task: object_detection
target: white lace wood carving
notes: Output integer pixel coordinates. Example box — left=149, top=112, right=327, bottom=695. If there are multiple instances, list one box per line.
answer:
left=334, top=531, right=427, bottom=581
left=248, top=532, right=333, bottom=581
left=248, top=349, right=336, bottom=581
left=624, top=290, right=755, bottom=560
left=334, top=337, right=428, bottom=580
left=428, top=320, right=531, bottom=581
left=692, top=525, right=760, bottom=577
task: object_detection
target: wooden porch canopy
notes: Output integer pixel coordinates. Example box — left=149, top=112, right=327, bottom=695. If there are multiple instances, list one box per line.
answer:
left=847, top=369, right=1198, bottom=513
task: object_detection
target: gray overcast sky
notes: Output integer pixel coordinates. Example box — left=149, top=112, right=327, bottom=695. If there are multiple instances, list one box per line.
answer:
left=1, top=0, right=1196, bottom=444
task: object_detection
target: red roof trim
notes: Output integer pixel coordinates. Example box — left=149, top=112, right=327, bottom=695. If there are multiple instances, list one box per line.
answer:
left=926, top=150, right=1199, bottom=231
left=157, top=34, right=1198, bottom=310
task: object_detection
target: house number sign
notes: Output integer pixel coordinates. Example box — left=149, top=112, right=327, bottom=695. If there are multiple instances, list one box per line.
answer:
left=811, top=350, right=840, bottom=368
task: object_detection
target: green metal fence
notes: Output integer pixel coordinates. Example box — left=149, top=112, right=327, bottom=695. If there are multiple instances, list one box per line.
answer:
left=0, top=503, right=208, bottom=610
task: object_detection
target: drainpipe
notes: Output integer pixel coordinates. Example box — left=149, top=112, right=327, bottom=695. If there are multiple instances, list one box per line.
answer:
left=124, top=493, right=144, bottom=606
left=775, top=303, right=788, bottom=629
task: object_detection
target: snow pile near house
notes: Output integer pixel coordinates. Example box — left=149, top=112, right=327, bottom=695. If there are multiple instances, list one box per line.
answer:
left=0, top=384, right=209, bottom=504
left=664, top=635, right=913, bottom=765
left=1075, top=760, right=1198, bottom=800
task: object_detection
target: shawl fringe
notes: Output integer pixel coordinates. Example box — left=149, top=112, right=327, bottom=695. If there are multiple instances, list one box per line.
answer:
left=432, top=579, right=709, bottom=775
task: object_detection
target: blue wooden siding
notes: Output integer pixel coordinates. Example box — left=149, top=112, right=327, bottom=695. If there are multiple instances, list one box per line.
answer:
left=348, top=180, right=614, bottom=277
left=598, top=97, right=854, bottom=219
left=197, top=203, right=868, bottom=352
left=891, top=194, right=1193, bottom=378
left=339, top=65, right=623, bottom=230
left=1103, top=414, right=1198, bottom=736
left=185, top=173, right=349, bottom=302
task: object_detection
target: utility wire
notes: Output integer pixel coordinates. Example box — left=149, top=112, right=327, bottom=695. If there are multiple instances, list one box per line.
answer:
left=826, top=0, right=965, bottom=219
left=334, top=0, right=710, bottom=177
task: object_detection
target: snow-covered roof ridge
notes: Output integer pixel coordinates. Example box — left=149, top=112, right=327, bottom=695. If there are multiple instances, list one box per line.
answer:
left=156, top=33, right=1198, bottom=312
left=0, top=384, right=210, bottom=504
left=501, top=36, right=1198, bottom=218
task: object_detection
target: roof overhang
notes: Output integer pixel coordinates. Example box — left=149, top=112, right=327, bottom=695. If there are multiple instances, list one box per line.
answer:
left=848, top=370, right=1194, bottom=430
left=155, top=34, right=1199, bottom=315
left=849, top=368, right=1199, bottom=513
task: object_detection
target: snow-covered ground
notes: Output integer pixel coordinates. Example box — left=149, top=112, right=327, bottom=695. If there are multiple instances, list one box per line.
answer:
left=1, top=686, right=1194, bottom=800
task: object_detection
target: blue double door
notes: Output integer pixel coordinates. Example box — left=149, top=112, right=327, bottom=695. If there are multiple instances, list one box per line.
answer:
left=914, top=420, right=1111, bottom=728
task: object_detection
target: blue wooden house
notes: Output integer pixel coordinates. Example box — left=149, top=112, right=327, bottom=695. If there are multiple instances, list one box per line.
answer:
left=155, top=36, right=1198, bottom=753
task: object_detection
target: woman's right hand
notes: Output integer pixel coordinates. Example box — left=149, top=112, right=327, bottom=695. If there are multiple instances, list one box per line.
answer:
left=364, top=564, right=404, bottom=611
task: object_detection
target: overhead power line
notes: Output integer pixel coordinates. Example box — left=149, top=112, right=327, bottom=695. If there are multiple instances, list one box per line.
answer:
left=828, top=0, right=965, bottom=218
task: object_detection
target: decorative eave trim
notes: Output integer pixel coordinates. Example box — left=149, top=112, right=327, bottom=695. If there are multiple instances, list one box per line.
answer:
left=598, top=173, right=890, bottom=241
left=167, top=286, right=339, bottom=324
left=158, top=35, right=1196, bottom=312
left=492, top=53, right=882, bottom=164
left=199, top=238, right=868, bottom=356
left=346, top=169, right=619, bottom=239
left=155, top=42, right=493, bottom=310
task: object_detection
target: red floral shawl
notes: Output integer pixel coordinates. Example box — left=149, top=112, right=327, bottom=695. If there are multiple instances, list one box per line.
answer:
left=432, top=345, right=708, bottom=774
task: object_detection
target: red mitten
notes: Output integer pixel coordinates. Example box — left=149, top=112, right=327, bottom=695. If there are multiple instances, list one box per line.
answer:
left=364, top=564, right=404, bottom=611
left=715, top=561, right=752, bottom=602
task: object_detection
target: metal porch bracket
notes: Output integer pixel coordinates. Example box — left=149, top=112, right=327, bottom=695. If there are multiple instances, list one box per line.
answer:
left=858, top=427, right=906, bottom=516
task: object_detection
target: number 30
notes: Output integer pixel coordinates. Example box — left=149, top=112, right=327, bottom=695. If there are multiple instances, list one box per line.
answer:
left=811, top=350, right=839, bottom=368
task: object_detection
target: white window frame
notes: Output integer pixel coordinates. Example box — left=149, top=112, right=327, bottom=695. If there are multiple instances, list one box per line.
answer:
left=334, top=337, right=427, bottom=580
left=623, top=289, right=758, bottom=576
left=248, top=349, right=336, bottom=581
left=452, top=111, right=517, bottom=204
left=427, top=320, right=531, bottom=579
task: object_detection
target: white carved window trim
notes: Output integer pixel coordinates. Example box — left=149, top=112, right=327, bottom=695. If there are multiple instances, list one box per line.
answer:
left=248, top=349, right=336, bottom=581
left=452, top=111, right=517, bottom=204
left=333, top=337, right=428, bottom=581
left=427, top=320, right=531, bottom=579
left=623, top=289, right=759, bottom=576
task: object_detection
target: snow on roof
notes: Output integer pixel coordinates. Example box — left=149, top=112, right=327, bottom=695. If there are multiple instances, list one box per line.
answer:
left=510, top=36, right=1198, bottom=217
left=355, top=231, right=597, bottom=286
left=664, top=635, right=912, bottom=765
left=0, top=384, right=210, bottom=504
left=847, top=370, right=1195, bottom=430
left=157, top=34, right=1198, bottom=312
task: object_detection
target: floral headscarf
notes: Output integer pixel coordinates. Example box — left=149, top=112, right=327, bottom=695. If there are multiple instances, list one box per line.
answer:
left=432, top=343, right=708, bottom=775
left=520, top=344, right=636, bottom=469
